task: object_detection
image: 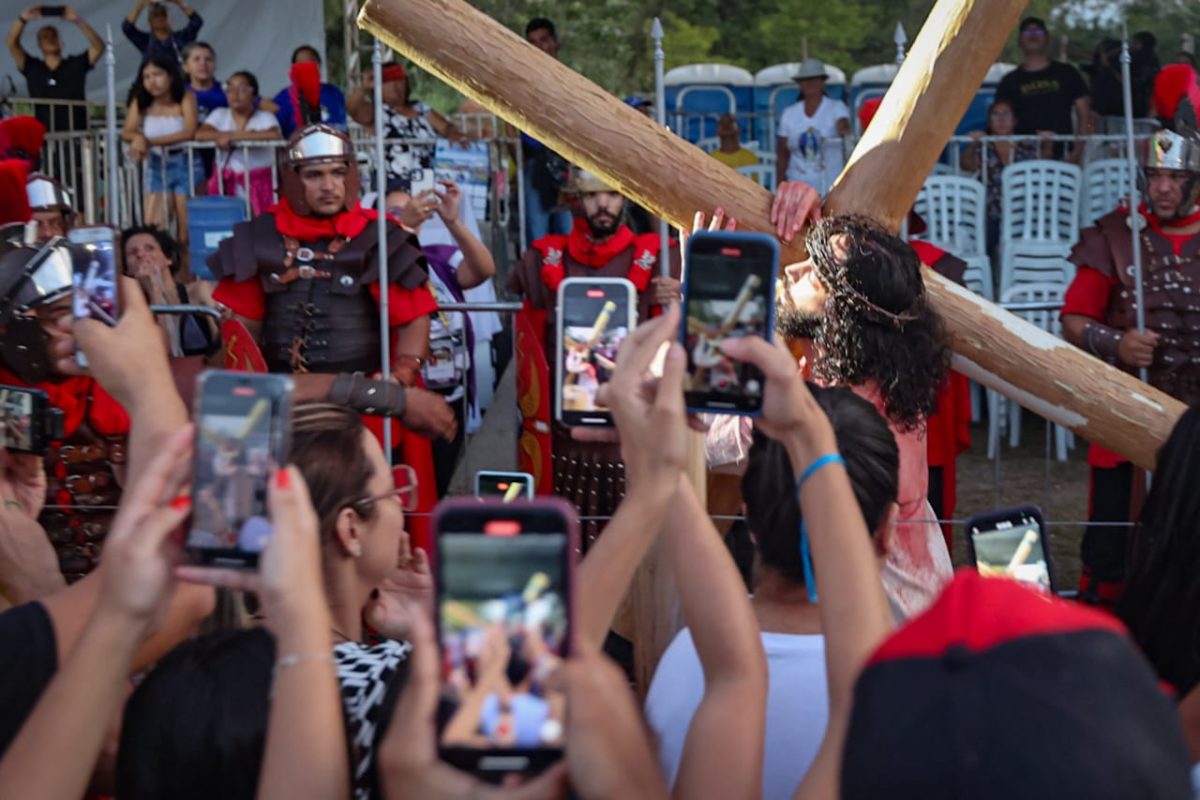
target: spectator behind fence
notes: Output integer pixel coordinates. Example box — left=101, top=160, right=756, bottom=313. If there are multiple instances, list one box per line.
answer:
left=7, top=5, right=103, bottom=133
left=710, top=113, right=759, bottom=169
left=521, top=17, right=573, bottom=243
left=1088, top=35, right=1160, bottom=121
left=181, top=41, right=222, bottom=121
left=384, top=178, right=496, bottom=495
left=195, top=71, right=280, bottom=215
left=959, top=99, right=1046, bottom=254
left=1118, top=404, right=1200, bottom=697
left=120, top=224, right=218, bottom=357
left=122, top=54, right=199, bottom=255
left=646, top=389, right=899, bottom=799
left=776, top=58, right=851, bottom=197
left=122, top=0, right=202, bottom=63
left=995, top=17, right=1093, bottom=162
left=272, top=46, right=347, bottom=138
left=347, top=63, right=466, bottom=190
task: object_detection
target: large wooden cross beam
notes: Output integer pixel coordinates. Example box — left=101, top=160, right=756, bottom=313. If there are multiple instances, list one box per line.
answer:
left=359, top=0, right=1185, bottom=471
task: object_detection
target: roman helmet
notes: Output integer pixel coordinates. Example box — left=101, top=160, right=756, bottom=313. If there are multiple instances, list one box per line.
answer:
left=1141, top=128, right=1200, bottom=219
left=278, top=123, right=361, bottom=214
left=566, top=167, right=615, bottom=195
left=0, top=230, right=77, bottom=382
left=26, top=173, right=75, bottom=217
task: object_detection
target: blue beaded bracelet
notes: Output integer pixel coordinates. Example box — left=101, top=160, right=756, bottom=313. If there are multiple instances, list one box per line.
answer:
left=796, top=454, right=844, bottom=604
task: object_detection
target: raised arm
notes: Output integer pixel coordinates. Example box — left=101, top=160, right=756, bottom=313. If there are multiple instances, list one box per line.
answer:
left=6, top=7, right=37, bottom=72
left=122, top=0, right=150, bottom=50
left=65, top=6, right=104, bottom=65
left=434, top=181, right=495, bottom=289
left=174, top=0, right=202, bottom=43
left=345, top=80, right=374, bottom=127
left=666, top=479, right=766, bottom=800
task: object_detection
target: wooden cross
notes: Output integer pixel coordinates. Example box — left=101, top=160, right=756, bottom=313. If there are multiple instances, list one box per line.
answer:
left=359, top=0, right=1186, bottom=681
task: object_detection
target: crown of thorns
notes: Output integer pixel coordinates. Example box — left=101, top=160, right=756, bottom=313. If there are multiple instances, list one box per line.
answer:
left=807, top=226, right=922, bottom=329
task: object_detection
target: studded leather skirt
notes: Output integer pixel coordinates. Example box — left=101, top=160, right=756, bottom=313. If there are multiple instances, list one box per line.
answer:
left=551, top=427, right=625, bottom=552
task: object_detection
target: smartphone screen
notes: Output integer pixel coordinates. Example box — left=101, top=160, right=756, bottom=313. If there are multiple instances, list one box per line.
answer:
left=556, top=278, right=635, bottom=427
left=40, top=5, right=66, bottom=16
left=682, top=232, right=778, bottom=414
left=434, top=499, right=576, bottom=775
left=188, top=371, right=293, bottom=568
left=0, top=385, right=44, bottom=454
left=966, top=506, right=1053, bottom=594
left=475, top=471, right=535, bottom=501
left=67, top=227, right=119, bottom=369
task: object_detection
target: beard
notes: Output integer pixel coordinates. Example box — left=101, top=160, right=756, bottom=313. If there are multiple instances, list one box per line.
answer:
left=586, top=210, right=621, bottom=238
left=775, top=308, right=824, bottom=340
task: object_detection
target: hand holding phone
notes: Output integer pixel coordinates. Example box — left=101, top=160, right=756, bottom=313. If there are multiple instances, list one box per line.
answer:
left=681, top=230, right=779, bottom=414
left=556, top=278, right=636, bottom=428
left=475, top=470, right=535, bottom=501
left=0, top=385, right=63, bottom=456
left=965, top=505, right=1054, bottom=594
left=186, top=371, right=293, bottom=568
left=68, top=227, right=120, bottom=368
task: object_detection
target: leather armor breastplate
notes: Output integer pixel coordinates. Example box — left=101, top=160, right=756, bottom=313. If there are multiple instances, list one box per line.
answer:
left=1096, top=213, right=1200, bottom=406
left=38, top=423, right=126, bottom=582
left=262, top=275, right=382, bottom=374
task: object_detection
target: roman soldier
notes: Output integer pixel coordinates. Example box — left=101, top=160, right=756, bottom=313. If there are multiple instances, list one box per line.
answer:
left=1062, top=128, right=1200, bottom=605
left=509, top=168, right=680, bottom=544
left=26, top=172, right=75, bottom=243
left=207, top=109, right=455, bottom=547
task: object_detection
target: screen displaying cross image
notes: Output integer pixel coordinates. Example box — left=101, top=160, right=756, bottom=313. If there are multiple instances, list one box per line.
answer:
left=70, top=238, right=118, bottom=325
left=971, top=522, right=1052, bottom=594
left=684, top=251, right=772, bottom=406
left=189, top=397, right=275, bottom=555
left=0, top=387, right=34, bottom=452
left=438, top=533, right=568, bottom=751
left=560, top=284, right=630, bottom=416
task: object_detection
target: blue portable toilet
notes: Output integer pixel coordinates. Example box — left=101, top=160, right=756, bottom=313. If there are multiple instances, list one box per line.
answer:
left=187, top=196, right=247, bottom=280
left=664, top=64, right=755, bottom=145
left=753, top=63, right=848, bottom=145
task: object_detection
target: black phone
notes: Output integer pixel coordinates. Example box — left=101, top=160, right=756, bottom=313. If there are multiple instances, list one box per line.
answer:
left=0, top=385, right=63, bottom=455
left=964, top=505, right=1054, bottom=594
left=555, top=277, right=636, bottom=428
left=67, top=226, right=120, bottom=368
left=39, top=6, right=66, bottom=16
left=433, top=497, right=578, bottom=776
left=681, top=231, right=778, bottom=414
left=187, top=371, right=293, bottom=568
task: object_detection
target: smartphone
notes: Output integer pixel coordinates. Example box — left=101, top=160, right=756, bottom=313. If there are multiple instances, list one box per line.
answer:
left=67, top=226, right=120, bottom=368
left=433, top=497, right=578, bottom=776
left=555, top=277, right=636, bottom=427
left=0, top=385, right=63, bottom=455
left=681, top=231, right=779, bottom=415
left=474, top=470, right=535, bottom=501
left=39, top=5, right=66, bottom=16
left=964, top=505, right=1054, bottom=594
left=187, top=371, right=294, bottom=568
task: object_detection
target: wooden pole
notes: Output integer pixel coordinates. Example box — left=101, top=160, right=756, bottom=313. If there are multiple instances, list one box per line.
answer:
left=358, top=0, right=1184, bottom=470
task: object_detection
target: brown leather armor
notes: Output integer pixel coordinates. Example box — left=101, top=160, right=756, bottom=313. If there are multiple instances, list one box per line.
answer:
left=38, top=423, right=125, bottom=582
left=1070, top=209, right=1200, bottom=405
left=207, top=214, right=429, bottom=375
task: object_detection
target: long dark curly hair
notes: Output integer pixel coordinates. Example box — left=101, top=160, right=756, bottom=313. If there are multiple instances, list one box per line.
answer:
left=794, top=214, right=949, bottom=431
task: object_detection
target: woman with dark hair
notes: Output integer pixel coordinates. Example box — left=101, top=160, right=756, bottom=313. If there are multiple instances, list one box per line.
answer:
left=120, top=224, right=218, bottom=357
left=122, top=402, right=425, bottom=800
left=121, top=54, right=198, bottom=253
left=346, top=63, right=467, bottom=187
left=647, top=385, right=900, bottom=797
left=195, top=70, right=281, bottom=214
left=960, top=98, right=1045, bottom=254
left=1117, top=404, right=1200, bottom=695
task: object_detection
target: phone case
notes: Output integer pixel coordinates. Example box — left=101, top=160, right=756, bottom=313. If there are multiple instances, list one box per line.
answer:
left=473, top=470, right=536, bottom=499
left=681, top=231, right=780, bottom=417
left=554, top=277, right=637, bottom=427
left=963, top=504, right=1055, bottom=592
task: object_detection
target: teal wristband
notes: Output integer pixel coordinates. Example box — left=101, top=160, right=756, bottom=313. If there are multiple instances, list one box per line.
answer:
left=795, top=454, right=843, bottom=605
left=796, top=453, right=845, bottom=493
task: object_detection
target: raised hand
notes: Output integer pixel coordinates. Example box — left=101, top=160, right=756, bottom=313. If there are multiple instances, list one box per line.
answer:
left=769, top=180, right=822, bottom=244
left=365, top=546, right=434, bottom=640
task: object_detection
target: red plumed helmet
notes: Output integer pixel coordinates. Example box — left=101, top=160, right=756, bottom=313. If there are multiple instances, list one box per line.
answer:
left=0, top=159, right=32, bottom=225
left=1153, top=64, right=1200, bottom=126
left=289, top=61, right=323, bottom=128
left=0, top=116, right=46, bottom=166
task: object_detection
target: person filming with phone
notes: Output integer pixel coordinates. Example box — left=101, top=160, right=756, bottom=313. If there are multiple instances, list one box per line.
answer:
left=7, top=5, right=103, bottom=134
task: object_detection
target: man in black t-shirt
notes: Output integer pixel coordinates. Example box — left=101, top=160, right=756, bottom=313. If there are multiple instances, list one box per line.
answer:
left=996, top=17, right=1093, bottom=161
left=6, top=5, right=103, bottom=133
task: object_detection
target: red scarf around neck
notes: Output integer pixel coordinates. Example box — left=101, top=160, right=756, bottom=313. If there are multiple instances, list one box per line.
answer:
left=272, top=195, right=379, bottom=243
left=566, top=217, right=635, bottom=267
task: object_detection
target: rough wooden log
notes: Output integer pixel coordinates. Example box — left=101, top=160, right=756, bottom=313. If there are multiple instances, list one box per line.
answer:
left=358, top=0, right=1185, bottom=471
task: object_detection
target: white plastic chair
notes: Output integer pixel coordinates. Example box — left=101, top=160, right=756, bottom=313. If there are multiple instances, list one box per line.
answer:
left=914, top=175, right=987, bottom=267
left=987, top=283, right=1073, bottom=461
left=736, top=163, right=776, bottom=191
left=1080, top=158, right=1131, bottom=227
left=998, top=160, right=1082, bottom=295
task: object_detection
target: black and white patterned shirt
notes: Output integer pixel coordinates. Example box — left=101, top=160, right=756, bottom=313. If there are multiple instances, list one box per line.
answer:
left=335, top=640, right=412, bottom=800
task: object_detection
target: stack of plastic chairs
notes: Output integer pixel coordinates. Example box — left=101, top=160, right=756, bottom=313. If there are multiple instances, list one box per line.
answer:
left=1080, top=158, right=1131, bottom=227
left=998, top=160, right=1082, bottom=296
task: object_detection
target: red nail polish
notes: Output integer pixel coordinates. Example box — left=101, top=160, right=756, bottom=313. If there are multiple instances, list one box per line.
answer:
left=275, top=468, right=291, bottom=489
left=169, top=496, right=191, bottom=512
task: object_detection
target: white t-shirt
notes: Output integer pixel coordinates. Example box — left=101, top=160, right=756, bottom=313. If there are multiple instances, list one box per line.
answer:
left=204, top=108, right=281, bottom=172
left=645, top=627, right=829, bottom=800
left=777, top=96, right=851, bottom=196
